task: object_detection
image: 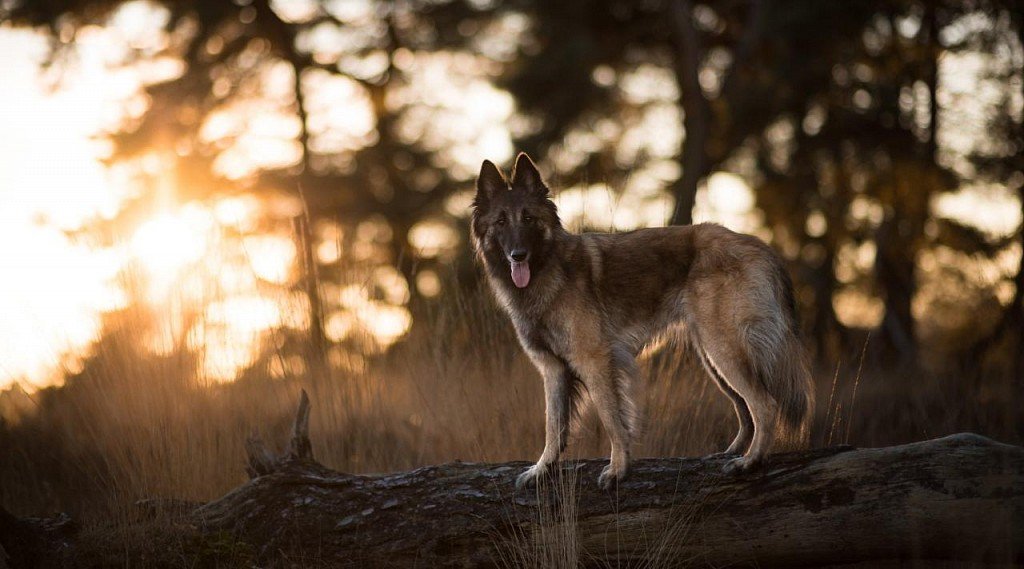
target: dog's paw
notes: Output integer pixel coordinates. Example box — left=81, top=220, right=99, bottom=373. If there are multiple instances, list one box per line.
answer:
left=722, top=455, right=759, bottom=474
left=597, top=463, right=627, bottom=490
left=515, top=464, right=547, bottom=489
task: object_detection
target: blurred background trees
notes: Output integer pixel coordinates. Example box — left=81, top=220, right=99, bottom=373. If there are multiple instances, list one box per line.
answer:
left=0, top=1, right=1022, bottom=374
left=1, top=0, right=1023, bottom=520
left=1, top=0, right=1022, bottom=380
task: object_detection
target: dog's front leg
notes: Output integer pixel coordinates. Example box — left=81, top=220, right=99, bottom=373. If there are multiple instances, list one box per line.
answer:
left=516, top=351, right=571, bottom=489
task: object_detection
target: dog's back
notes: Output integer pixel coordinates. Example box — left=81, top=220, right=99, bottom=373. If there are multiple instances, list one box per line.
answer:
left=578, top=223, right=813, bottom=448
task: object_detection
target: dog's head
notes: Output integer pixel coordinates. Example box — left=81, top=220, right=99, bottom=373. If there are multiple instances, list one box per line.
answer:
left=471, top=153, right=561, bottom=289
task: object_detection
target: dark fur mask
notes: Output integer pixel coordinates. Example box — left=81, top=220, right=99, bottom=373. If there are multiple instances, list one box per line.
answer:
left=471, top=153, right=562, bottom=289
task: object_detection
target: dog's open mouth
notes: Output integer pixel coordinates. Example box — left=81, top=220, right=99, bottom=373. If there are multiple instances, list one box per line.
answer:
left=510, top=260, right=531, bottom=288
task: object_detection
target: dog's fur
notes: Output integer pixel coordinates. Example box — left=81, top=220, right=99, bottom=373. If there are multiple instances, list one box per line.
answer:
left=471, top=153, right=814, bottom=489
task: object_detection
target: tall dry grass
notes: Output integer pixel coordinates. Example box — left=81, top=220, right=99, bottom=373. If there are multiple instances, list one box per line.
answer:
left=0, top=270, right=1021, bottom=565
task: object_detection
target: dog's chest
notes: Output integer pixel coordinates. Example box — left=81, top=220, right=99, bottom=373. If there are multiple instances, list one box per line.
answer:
left=513, top=312, right=576, bottom=360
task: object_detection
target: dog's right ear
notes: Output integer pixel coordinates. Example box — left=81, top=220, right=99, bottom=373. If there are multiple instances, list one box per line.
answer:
left=474, top=159, right=507, bottom=211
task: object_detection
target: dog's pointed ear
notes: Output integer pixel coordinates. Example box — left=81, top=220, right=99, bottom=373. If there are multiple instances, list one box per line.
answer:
left=511, top=152, right=547, bottom=196
left=475, top=159, right=507, bottom=210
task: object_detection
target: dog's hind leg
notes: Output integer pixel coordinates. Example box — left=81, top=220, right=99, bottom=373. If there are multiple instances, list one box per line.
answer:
left=697, top=332, right=779, bottom=474
left=572, top=347, right=635, bottom=490
left=695, top=340, right=754, bottom=457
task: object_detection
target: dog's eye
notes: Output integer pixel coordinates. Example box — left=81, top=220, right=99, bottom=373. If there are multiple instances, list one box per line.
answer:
left=496, top=216, right=507, bottom=226
left=523, top=215, right=534, bottom=224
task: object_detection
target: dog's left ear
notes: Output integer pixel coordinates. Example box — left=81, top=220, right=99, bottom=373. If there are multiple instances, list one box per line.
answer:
left=475, top=159, right=507, bottom=211
left=511, top=152, right=547, bottom=196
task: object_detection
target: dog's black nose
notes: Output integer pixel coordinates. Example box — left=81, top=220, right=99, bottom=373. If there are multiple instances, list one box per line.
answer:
left=510, top=249, right=528, bottom=262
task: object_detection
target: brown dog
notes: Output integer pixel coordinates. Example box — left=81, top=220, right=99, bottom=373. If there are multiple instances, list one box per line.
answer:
left=471, top=153, right=813, bottom=489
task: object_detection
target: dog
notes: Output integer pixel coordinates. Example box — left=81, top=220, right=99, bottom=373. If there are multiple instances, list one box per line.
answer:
left=471, top=153, right=814, bottom=489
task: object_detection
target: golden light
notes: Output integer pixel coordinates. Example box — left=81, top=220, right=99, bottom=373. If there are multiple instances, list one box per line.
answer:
left=409, top=220, right=459, bottom=258
left=372, top=266, right=411, bottom=305
left=933, top=185, right=1022, bottom=237
left=189, top=296, right=284, bottom=382
left=325, top=311, right=356, bottom=342
left=3, top=4, right=1020, bottom=395
left=0, top=221, right=124, bottom=386
left=130, top=206, right=213, bottom=286
left=214, top=196, right=262, bottom=230
left=124, top=194, right=298, bottom=380
left=392, top=50, right=515, bottom=176
left=416, top=270, right=442, bottom=298
left=242, top=235, right=296, bottom=284
left=127, top=209, right=299, bottom=380
left=693, top=172, right=762, bottom=233
left=357, top=304, right=413, bottom=346
left=0, top=28, right=131, bottom=387
left=834, top=288, right=885, bottom=328
left=835, top=241, right=877, bottom=284
left=553, top=184, right=617, bottom=230
left=315, top=221, right=344, bottom=264
left=336, top=275, right=413, bottom=349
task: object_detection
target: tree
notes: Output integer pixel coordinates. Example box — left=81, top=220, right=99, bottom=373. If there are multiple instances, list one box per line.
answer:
left=6, top=0, right=1024, bottom=372
left=3, top=0, right=515, bottom=371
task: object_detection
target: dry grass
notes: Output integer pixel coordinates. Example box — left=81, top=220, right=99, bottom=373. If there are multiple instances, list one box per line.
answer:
left=491, top=467, right=582, bottom=569
left=0, top=278, right=1022, bottom=566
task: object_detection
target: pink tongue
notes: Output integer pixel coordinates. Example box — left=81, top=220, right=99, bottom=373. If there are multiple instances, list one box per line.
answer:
left=511, top=261, right=531, bottom=288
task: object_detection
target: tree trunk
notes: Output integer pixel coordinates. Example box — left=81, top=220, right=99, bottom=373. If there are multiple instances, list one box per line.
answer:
left=1006, top=16, right=1024, bottom=383
left=187, top=393, right=1024, bottom=568
left=293, top=212, right=330, bottom=379
left=668, top=0, right=708, bottom=227
left=1013, top=187, right=1024, bottom=381
left=968, top=15, right=1024, bottom=381
left=874, top=213, right=919, bottom=366
left=254, top=0, right=331, bottom=378
left=666, top=0, right=769, bottom=227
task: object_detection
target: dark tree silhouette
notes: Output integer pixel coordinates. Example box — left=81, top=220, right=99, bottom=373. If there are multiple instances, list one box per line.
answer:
left=4, top=0, right=1024, bottom=373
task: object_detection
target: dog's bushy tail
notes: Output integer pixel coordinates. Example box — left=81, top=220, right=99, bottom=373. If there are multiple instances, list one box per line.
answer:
left=743, top=271, right=814, bottom=449
left=746, top=328, right=814, bottom=448
left=773, top=334, right=814, bottom=448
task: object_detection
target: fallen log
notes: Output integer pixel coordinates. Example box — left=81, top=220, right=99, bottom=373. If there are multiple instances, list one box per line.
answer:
left=193, top=391, right=1024, bottom=568
left=0, top=507, right=76, bottom=569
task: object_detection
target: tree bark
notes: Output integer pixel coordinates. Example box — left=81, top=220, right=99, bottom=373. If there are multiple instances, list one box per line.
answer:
left=185, top=394, right=1024, bottom=568
left=3, top=392, right=1023, bottom=567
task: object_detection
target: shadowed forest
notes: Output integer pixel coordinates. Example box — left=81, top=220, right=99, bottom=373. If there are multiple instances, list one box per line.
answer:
left=1, top=0, right=1023, bottom=550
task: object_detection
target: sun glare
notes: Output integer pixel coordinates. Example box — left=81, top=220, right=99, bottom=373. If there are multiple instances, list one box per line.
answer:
left=127, top=203, right=300, bottom=380
left=0, top=18, right=316, bottom=390
left=190, top=296, right=285, bottom=382
left=0, top=24, right=304, bottom=388
left=0, top=221, right=124, bottom=386
left=131, top=207, right=213, bottom=286
left=242, top=235, right=296, bottom=284
left=0, top=29, right=130, bottom=386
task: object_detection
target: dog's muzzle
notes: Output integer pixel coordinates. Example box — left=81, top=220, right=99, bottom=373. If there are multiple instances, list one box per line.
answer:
left=509, top=249, right=530, bottom=288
